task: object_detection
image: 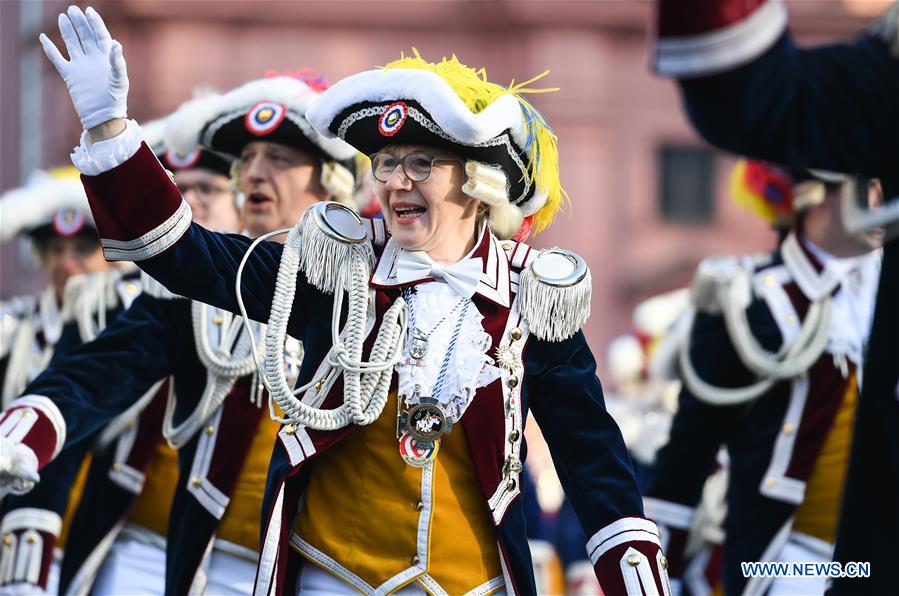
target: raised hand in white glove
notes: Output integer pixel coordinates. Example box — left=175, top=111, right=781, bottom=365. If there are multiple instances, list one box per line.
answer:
left=0, top=437, right=40, bottom=497
left=39, top=5, right=128, bottom=130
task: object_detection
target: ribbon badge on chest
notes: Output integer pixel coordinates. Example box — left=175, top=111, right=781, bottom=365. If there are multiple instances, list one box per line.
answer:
left=397, top=386, right=453, bottom=467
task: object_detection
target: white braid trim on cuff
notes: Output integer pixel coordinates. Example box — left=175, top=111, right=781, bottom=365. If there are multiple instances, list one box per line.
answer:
left=11, top=395, right=66, bottom=459
left=655, top=0, right=788, bottom=77
left=0, top=508, right=62, bottom=537
left=587, top=517, right=662, bottom=565
left=643, top=497, right=695, bottom=530
left=101, top=200, right=193, bottom=261
left=71, top=119, right=145, bottom=176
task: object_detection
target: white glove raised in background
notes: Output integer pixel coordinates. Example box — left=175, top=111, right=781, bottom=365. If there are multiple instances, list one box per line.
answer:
left=39, top=5, right=129, bottom=129
left=0, top=437, right=39, bottom=497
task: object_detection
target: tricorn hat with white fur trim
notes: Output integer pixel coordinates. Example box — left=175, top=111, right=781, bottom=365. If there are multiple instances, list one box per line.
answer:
left=305, top=51, right=567, bottom=235
left=144, top=115, right=232, bottom=177
left=166, top=71, right=357, bottom=164
left=0, top=167, right=97, bottom=243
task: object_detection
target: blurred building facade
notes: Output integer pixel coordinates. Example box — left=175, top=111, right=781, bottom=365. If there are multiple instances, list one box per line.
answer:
left=0, top=0, right=884, bottom=374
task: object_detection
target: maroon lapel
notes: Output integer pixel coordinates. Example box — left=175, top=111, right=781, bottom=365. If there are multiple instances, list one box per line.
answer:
left=459, top=294, right=512, bottom=508
left=785, top=358, right=853, bottom=482
left=206, top=377, right=268, bottom=490
left=777, top=231, right=854, bottom=484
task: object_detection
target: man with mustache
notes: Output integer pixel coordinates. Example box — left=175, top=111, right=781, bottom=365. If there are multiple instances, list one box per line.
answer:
left=52, top=118, right=240, bottom=596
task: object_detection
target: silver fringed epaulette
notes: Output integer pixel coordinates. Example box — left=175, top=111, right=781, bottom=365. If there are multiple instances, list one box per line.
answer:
left=140, top=271, right=183, bottom=300
left=61, top=269, right=143, bottom=319
left=61, top=272, right=114, bottom=322
left=296, top=201, right=374, bottom=294
left=518, top=247, right=592, bottom=342
left=690, top=255, right=753, bottom=314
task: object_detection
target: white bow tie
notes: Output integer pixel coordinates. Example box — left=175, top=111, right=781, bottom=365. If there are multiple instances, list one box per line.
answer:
left=392, top=250, right=484, bottom=299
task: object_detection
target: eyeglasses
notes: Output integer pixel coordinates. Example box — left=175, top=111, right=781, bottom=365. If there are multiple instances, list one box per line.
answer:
left=177, top=182, right=231, bottom=203
left=44, top=236, right=100, bottom=258
left=370, top=152, right=459, bottom=183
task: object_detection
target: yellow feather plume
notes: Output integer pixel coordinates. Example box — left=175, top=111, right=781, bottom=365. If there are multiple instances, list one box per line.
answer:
left=48, top=166, right=81, bottom=181
left=382, top=49, right=568, bottom=233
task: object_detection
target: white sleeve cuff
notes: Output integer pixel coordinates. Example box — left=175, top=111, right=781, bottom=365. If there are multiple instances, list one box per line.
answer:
left=655, top=0, right=788, bottom=77
left=70, top=119, right=145, bottom=176
left=643, top=497, right=695, bottom=530
left=586, top=517, right=662, bottom=565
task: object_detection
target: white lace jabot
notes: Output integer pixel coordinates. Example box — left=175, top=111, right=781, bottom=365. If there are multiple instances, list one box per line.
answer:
left=395, top=281, right=500, bottom=421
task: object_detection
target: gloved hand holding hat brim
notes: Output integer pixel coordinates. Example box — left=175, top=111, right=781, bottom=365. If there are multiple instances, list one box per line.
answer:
left=40, top=5, right=129, bottom=130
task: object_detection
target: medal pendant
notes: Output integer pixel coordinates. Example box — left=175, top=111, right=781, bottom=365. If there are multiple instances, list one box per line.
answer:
left=399, top=432, right=440, bottom=468
left=408, top=328, right=429, bottom=362
left=405, top=399, right=451, bottom=449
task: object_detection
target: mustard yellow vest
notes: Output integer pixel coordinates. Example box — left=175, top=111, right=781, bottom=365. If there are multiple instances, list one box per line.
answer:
left=128, top=441, right=179, bottom=537
left=129, top=415, right=280, bottom=551
left=58, top=455, right=93, bottom=549
left=793, top=373, right=858, bottom=543
left=294, top=392, right=503, bottom=592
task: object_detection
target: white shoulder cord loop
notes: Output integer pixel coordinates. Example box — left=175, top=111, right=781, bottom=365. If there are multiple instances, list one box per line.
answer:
left=161, top=302, right=264, bottom=448
left=235, top=214, right=407, bottom=431
left=681, top=271, right=832, bottom=406
left=8, top=273, right=114, bottom=404
left=680, top=309, right=775, bottom=405
left=192, top=302, right=257, bottom=378
left=96, top=378, right=166, bottom=449
left=1, top=317, right=36, bottom=408
left=38, top=285, right=63, bottom=346
left=75, top=273, right=118, bottom=342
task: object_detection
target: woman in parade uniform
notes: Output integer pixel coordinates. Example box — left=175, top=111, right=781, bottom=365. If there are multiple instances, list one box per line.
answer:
left=2, top=6, right=670, bottom=594
left=1, top=73, right=354, bottom=595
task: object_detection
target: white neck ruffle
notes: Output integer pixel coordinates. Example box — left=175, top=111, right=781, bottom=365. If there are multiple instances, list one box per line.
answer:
left=396, top=281, right=500, bottom=421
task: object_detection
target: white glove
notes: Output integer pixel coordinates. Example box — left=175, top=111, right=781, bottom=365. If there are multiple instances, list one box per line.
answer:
left=0, top=437, right=40, bottom=497
left=39, top=5, right=128, bottom=129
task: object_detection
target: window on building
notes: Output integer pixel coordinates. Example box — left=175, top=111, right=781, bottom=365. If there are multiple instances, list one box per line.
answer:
left=657, top=144, right=715, bottom=223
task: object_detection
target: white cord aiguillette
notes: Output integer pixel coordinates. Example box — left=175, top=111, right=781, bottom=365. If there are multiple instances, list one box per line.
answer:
left=235, top=205, right=408, bottom=431
left=162, top=302, right=263, bottom=449
left=681, top=269, right=832, bottom=405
